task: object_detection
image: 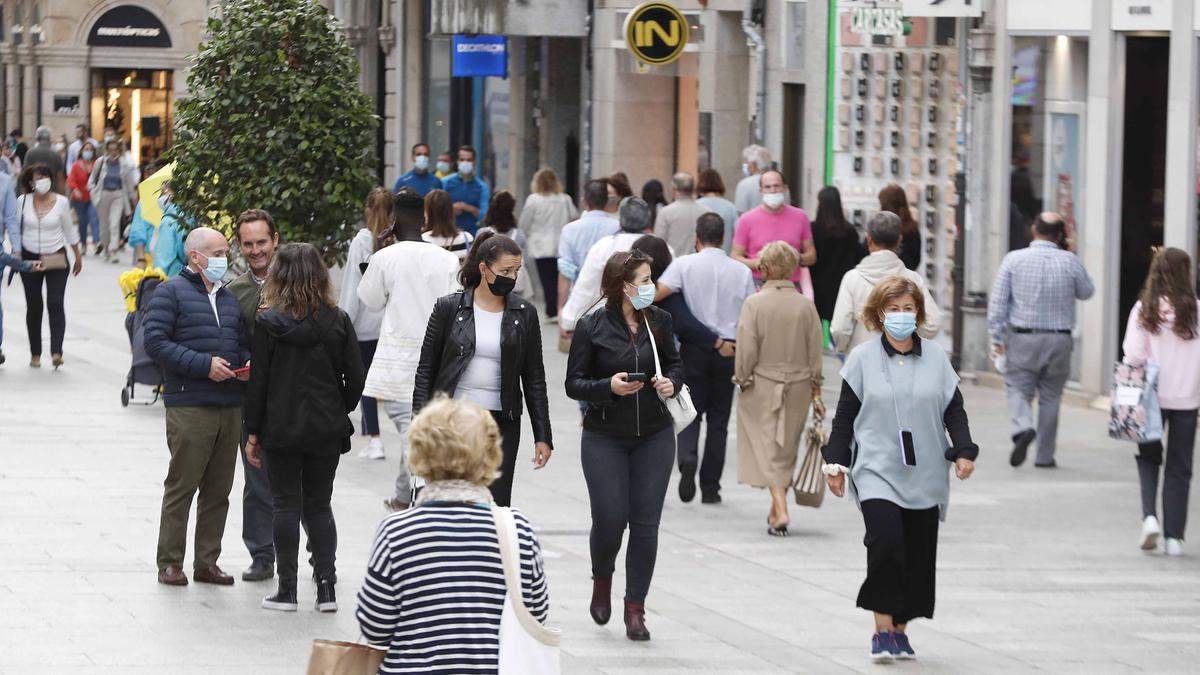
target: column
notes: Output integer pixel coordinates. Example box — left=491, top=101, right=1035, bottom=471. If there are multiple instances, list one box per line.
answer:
left=1163, top=0, right=1197, bottom=257
left=22, top=62, right=36, bottom=135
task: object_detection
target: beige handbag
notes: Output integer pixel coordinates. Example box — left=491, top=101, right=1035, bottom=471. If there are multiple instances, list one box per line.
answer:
left=305, top=639, right=386, bottom=675
left=792, top=403, right=827, bottom=508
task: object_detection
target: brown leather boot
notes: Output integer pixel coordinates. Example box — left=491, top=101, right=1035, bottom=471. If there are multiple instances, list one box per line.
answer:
left=589, top=576, right=612, bottom=625
left=623, top=600, right=650, bottom=641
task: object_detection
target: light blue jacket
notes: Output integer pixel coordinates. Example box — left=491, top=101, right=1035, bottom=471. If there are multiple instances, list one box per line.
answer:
left=128, top=202, right=189, bottom=278
left=0, top=172, right=18, bottom=254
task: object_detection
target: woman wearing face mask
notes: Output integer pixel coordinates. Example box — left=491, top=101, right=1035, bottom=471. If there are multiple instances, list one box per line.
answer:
left=67, top=141, right=100, bottom=249
left=87, top=139, right=136, bottom=261
left=821, top=275, right=977, bottom=663
left=17, top=164, right=83, bottom=369
left=413, top=231, right=553, bottom=507
left=564, top=248, right=684, bottom=642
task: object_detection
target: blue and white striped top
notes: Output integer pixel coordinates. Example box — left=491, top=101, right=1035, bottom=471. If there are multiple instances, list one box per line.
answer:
left=356, top=503, right=550, bottom=674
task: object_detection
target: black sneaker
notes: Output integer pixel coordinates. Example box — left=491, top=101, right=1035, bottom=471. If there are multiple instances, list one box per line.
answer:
left=242, top=559, right=274, bottom=582
left=1010, top=429, right=1036, bottom=467
left=678, top=464, right=697, bottom=503
left=316, top=577, right=337, bottom=613
left=0, top=349, right=5, bottom=365
left=701, top=492, right=722, bottom=504
left=262, top=581, right=298, bottom=612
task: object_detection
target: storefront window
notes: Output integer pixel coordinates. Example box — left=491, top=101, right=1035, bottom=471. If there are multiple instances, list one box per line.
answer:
left=1009, top=36, right=1088, bottom=251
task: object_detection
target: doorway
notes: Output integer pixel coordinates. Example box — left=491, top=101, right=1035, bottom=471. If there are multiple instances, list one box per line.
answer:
left=90, top=69, right=174, bottom=170
left=1118, top=37, right=1169, bottom=354
left=782, top=83, right=805, bottom=205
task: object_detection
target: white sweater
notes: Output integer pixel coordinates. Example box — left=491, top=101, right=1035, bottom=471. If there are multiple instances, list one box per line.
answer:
left=20, top=194, right=78, bottom=254
left=829, top=249, right=942, bottom=354
left=338, top=228, right=384, bottom=341
left=560, top=231, right=674, bottom=332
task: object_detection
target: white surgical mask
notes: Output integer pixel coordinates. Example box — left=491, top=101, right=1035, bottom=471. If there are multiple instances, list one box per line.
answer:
left=414, top=155, right=430, bottom=171
left=436, top=160, right=452, bottom=174
left=52, top=142, right=65, bottom=153
left=33, top=177, right=51, bottom=194
left=458, top=161, right=474, bottom=176
left=762, top=192, right=786, bottom=209
left=81, top=150, right=94, bottom=160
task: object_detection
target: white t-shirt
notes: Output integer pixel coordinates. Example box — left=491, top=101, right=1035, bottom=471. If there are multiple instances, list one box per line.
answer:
left=455, top=306, right=503, bottom=411
left=422, top=230, right=474, bottom=260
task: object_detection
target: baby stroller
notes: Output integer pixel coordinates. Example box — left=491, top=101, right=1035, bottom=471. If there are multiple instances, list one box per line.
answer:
left=120, top=271, right=166, bottom=407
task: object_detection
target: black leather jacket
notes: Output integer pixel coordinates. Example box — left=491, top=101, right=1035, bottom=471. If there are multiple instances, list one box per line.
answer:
left=413, top=288, right=553, bottom=446
left=565, top=304, right=685, bottom=438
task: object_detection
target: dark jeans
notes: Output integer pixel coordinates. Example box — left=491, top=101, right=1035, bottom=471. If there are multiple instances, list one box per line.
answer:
left=581, top=425, right=675, bottom=603
left=534, top=257, right=558, bottom=318
left=1137, top=408, right=1197, bottom=540
left=240, top=427, right=275, bottom=565
left=857, top=499, right=939, bottom=625
left=70, top=200, right=99, bottom=244
left=266, top=450, right=340, bottom=583
left=676, top=342, right=736, bottom=496
left=490, top=411, right=521, bottom=507
left=358, top=340, right=380, bottom=436
left=19, top=249, right=69, bottom=357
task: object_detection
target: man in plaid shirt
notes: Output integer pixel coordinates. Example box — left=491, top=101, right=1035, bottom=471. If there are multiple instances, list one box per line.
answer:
left=988, top=212, right=1095, bottom=469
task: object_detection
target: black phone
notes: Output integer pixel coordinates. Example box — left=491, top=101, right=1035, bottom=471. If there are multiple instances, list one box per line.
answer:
left=900, top=429, right=917, bottom=467
left=626, top=373, right=649, bottom=383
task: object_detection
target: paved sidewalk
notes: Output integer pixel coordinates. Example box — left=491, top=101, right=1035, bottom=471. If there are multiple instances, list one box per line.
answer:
left=1, top=258, right=1198, bottom=674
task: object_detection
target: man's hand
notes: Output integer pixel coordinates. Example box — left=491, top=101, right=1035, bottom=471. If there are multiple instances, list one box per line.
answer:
left=717, top=339, right=736, bottom=358
left=992, top=343, right=1006, bottom=356
left=209, top=356, right=235, bottom=382
left=245, top=435, right=263, bottom=469
left=235, top=360, right=251, bottom=382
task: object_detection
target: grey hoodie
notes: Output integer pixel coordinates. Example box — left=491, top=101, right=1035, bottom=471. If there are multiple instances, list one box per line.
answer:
left=829, top=249, right=942, bottom=354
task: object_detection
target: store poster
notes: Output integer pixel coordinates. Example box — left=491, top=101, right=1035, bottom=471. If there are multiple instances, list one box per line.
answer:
left=1049, top=112, right=1080, bottom=241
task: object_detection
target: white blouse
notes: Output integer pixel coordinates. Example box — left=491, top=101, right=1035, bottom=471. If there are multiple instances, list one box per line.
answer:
left=20, top=194, right=79, bottom=254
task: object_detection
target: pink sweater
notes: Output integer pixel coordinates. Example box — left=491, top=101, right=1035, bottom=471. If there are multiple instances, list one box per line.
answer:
left=1123, top=299, right=1200, bottom=410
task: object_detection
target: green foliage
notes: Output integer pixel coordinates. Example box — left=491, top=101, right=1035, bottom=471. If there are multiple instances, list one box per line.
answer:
left=168, top=0, right=377, bottom=265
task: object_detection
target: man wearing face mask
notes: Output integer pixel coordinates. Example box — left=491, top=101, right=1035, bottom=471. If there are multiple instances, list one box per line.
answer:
left=732, top=170, right=815, bottom=292
left=392, top=142, right=442, bottom=197
left=433, top=151, right=454, bottom=180
left=24, top=127, right=66, bottom=194
left=733, top=145, right=787, bottom=214
left=144, top=227, right=251, bottom=587
left=441, top=145, right=489, bottom=236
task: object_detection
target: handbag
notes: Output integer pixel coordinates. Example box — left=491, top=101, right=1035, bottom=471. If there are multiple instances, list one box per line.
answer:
left=1108, top=361, right=1163, bottom=443
left=643, top=313, right=697, bottom=433
left=793, top=401, right=827, bottom=508
left=491, top=504, right=561, bottom=674
left=305, top=639, right=385, bottom=675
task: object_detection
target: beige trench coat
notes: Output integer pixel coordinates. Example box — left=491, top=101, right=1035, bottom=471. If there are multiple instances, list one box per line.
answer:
left=734, top=280, right=824, bottom=488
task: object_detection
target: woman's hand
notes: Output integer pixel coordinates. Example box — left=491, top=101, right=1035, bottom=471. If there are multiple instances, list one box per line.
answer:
left=826, top=472, right=845, bottom=497
left=28, top=261, right=44, bottom=273
left=245, top=435, right=263, bottom=469
left=610, top=372, right=643, bottom=396
left=72, top=255, right=82, bottom=276
left=533, top=442, right=552, bottom=469
left=652, top=375, right=674, bottom=398
left=955, top=458, right=974, bottom=480
left=812, top=395, right=826, bottom=420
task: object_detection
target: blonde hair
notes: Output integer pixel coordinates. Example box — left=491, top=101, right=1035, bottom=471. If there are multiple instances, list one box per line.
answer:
left=365, top=187, right=394, bottom=252
left=861, top=275, right=927, bottom=332
left=530, top=168, right=562, bottom=195
left=759, top=241, right=800, bottom=281
left=408, top=396, right=503, bottom=485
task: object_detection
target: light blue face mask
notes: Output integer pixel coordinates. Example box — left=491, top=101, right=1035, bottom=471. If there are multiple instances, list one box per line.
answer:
left=627, top=282, right=655, bottom=310
left=414, top=155, right=430, bottom=171
left=883, top=312, right=917, bottom=340
left=198, top=252, right=228, bottom=283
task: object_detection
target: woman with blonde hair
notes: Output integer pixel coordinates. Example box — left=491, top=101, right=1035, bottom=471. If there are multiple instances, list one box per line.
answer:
left=243, top=243, right=366, bottom=614
left=356, top=396, right=550, bottom=672
left=735, top=241, right=824, bottom=536
left=423, top=188, right=474, bottom=260
left=519, top=167, right=578, bottom=318
left=822, top=275, right=977, bottom=662
left=339, top=187, right=393, bottom=460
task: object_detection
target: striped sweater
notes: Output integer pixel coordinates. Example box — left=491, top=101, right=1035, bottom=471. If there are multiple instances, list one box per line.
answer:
left=356, top=503, right=550, bottom=673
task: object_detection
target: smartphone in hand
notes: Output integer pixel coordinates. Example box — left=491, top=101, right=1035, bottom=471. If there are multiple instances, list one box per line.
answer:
left=625, top=373, right=649, bottom=383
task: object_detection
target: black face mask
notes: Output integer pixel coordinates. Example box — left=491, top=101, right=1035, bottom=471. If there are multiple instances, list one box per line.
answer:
left=485, top=269, right=516, bottom=297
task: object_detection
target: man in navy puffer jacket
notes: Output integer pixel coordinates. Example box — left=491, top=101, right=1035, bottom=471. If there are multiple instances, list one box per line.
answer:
left=144, top=227, right=251, bottom=587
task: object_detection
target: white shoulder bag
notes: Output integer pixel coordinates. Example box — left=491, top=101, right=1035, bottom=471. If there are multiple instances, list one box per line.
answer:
left=492, top=505, right=561, bottom=675
left=643, top=313, right=696, bottom=434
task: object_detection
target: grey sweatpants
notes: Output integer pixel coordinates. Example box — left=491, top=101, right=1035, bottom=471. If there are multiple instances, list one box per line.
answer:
left=1003, top=331, right=1073, bottom=464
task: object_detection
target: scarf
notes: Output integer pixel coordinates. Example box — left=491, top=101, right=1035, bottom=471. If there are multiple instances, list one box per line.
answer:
left=415, top=479, right=493, bottom=506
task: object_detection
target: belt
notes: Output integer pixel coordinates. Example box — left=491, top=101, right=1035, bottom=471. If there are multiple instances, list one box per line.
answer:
left=1011, top=327, right=1071, bottom=335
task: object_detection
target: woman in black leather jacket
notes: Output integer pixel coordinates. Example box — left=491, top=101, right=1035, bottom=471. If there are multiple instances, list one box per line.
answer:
left=413, top=231, right=553, bottom=506
left=565, top=247, right=684, bottom=643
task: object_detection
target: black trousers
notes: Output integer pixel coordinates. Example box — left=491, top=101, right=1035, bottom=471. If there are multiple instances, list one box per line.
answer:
left=358, top=339, right=380, bottom=436
left=240, top=427, right=275, bottom=565
left=490, top=412, right=521, bottom=507
left=20, top=249, right=69, bottom=356
left=534, top=258, right=559, bottom=318
left=266, top=450, right=340, bottom=583
left=857, top=499, right=939, bottom=625
left=676, top=342, right=736, bottom=495
left=1137, top=408, right=1197, bottom=540
left=581, top=425, right=675, bottom=603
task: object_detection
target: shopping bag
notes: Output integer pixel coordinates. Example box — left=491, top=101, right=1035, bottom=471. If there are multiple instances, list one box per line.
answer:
left=305, top=639, right=386, bottom=675
left=1108, top=361, right=1163, bottom=443
left=492, top=505, right=562, bottom=674
left=793, top=402, right=827, bottom=508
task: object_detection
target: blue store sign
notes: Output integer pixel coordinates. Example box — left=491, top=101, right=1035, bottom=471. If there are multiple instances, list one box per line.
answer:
left=452, top=35, right=508, bottom=78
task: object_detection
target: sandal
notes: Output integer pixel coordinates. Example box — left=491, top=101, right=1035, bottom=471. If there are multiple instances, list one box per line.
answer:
left=767, top=516, right=790, bottom=537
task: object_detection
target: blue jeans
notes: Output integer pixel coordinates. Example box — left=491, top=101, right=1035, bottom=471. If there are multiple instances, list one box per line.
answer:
left=71, top=200, right=99, bottom=245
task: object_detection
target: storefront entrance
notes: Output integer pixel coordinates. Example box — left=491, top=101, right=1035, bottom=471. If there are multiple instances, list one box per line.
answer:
left=89, top=69, right=174, bottom=169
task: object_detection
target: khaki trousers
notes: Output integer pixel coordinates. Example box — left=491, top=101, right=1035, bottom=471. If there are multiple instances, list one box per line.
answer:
left=157, top=405, right=241, bottom=571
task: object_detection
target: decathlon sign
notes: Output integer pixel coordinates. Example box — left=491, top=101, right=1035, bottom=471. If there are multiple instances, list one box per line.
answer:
left=451, top=35, right=508, bottom=78
left=624, top=2, right=689, bottom=66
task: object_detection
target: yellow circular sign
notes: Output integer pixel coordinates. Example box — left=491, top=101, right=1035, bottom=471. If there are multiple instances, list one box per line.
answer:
left=624, top=2, right=689, bottom=66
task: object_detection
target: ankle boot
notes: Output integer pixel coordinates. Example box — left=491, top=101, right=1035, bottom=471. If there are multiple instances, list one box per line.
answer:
left=315, top=576, right=338, bottom=613
left=623, top=600, right=650, bottom=641
left=589, top=576, right=612, bottom=625
left=262, top=579, right=298, bottom=612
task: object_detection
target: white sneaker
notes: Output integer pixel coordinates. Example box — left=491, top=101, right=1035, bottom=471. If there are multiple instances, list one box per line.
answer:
left=365, top=437, right=385, bottom=460
left=1141, top=516, right=1161, bottom=551
left=1166, top=538, right=1184, bottom=556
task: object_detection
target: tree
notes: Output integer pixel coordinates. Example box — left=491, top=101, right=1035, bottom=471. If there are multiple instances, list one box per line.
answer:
left=169, top=0, right=377, bottom=264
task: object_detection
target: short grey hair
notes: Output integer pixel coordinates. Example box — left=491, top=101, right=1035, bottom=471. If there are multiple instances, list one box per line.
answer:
left=35, top=126, right=52, bottom=142
left=671, top=172, right=694, bottom=196
left=866, top=211, right=902, bottom=250
left=619, top=197, right=654, bottom=233
left=742, top=144, right=771, bottom=169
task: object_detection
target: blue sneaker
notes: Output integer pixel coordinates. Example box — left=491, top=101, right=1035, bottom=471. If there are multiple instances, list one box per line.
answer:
left=892, top=631, right=916, bottom=660
left=870, top=631, right=895, bottom=662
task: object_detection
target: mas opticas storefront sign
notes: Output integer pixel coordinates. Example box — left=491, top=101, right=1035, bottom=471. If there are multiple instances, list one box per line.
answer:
left=87, top=5, right=172, bottom=48
left=624, top=1, right=689, bottom=66
left=451, top=35, right=508, bottom=78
